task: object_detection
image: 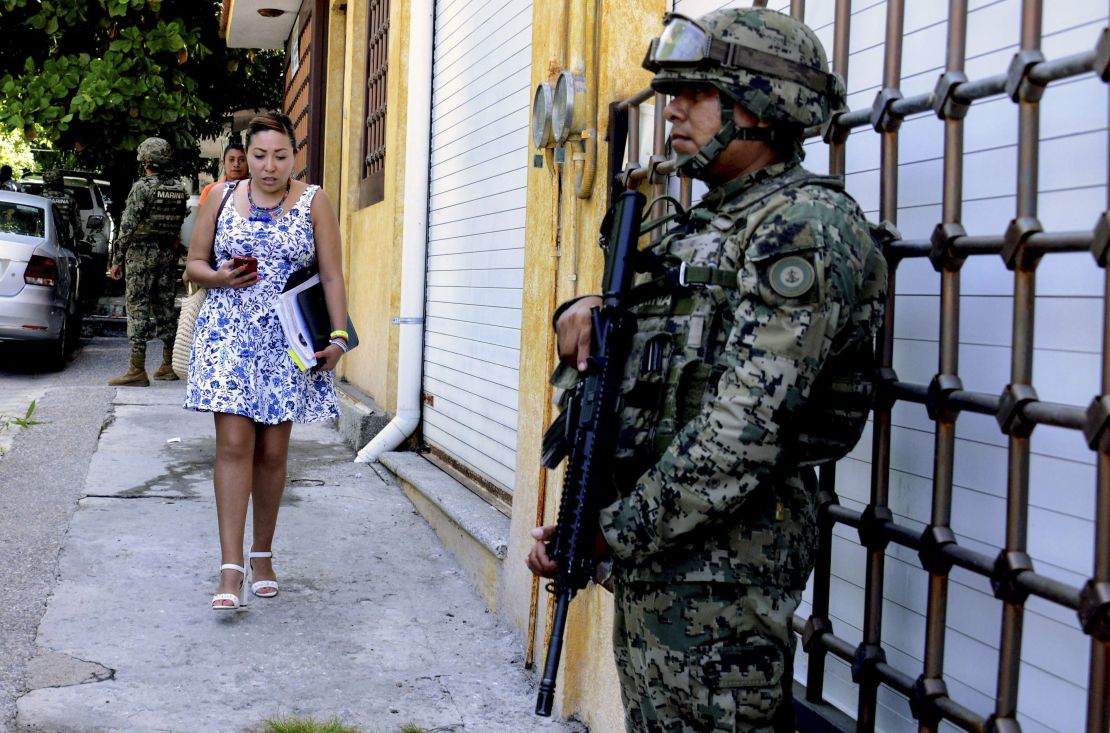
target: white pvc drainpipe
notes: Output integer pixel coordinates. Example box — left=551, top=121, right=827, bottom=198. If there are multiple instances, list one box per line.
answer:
left=355, top=0, right=434, bottom=463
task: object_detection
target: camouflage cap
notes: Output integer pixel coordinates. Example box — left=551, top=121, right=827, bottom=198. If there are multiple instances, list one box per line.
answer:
left=136, top=137, right=172, bottom=165
left=649, top=8, right=843, bottom=129
left=42, top=169, right=62, bottom=186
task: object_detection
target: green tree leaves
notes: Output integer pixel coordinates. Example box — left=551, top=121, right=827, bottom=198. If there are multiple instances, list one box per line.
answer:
left=0, top=0, right=283, bottom=175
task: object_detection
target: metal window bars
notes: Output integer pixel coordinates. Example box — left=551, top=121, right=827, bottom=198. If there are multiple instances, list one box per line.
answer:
left=283, top=11, right=314, bottom=182
left=364, top=0, right=389, bottom=178
left=608, top=0, right=1110, bottom=730
left=359, top=0, right=389, bottom=207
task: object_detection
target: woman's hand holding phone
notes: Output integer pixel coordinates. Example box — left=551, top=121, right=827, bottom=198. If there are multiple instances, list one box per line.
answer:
left=221, top=256, right=259, bottom=288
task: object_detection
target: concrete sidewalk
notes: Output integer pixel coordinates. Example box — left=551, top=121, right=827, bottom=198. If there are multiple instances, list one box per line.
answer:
left=14, top=383, right=582, bottom=732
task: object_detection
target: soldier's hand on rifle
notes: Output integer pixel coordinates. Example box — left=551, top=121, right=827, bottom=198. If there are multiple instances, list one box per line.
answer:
left=556, top=295, right=602, bottom=372
left=526, top=525, right=610, bottom=579
left=109, top=264, right=123, bottom=281
left=526, top=526, right=560, bottom=578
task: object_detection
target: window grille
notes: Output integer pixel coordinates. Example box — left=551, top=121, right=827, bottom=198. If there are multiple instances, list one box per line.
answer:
left=284, top=11, right=314, bottom=182
left=360, top=0, right=389, bottom=207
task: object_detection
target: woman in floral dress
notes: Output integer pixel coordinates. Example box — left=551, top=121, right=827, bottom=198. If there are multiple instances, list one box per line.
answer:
left=184, top=112, right=349, bottom=611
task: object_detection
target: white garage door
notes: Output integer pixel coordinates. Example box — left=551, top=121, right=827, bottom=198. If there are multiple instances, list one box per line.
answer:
left=422, top=0, right=533, bottom=497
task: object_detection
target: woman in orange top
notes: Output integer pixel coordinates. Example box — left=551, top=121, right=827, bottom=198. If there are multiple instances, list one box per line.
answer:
left=198, top=142, right=247, bottom=205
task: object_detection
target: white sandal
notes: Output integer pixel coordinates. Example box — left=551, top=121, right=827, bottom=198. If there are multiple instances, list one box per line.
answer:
left=249, top=551, right=279, bottom=598
left=211, top=563, right=249, bottom=611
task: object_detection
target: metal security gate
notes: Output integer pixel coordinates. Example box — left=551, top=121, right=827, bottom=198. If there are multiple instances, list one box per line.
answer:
left=616, top=0, right=1110, bottom=730
left=421, top=0, right=533, bottom=507
left=283, top=0, right=327, bottom=183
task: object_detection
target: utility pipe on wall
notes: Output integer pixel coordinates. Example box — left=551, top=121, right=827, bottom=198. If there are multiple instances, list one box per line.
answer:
left=573, top=0, right=600, bottom=198
left=355, top=0, right=435, bottom=463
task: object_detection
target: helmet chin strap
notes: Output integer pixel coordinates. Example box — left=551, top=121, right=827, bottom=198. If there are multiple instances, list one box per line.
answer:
left=675, top=90, right=781, bottom=179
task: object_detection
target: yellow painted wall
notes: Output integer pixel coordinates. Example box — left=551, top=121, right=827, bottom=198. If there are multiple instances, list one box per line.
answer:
left=503, top=1, right=664, bottom=731
left=327, top=0, right=669, bottom=728
left=332, top=0, right=408, bottom=410
left=321, top=1, right=347, bottom=201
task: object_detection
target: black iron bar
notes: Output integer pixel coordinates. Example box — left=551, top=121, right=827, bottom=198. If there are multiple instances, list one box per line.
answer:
left=889, top=231, right=1091, bottom=260
left=1088, top=13, right=1110, bottom=730
left=994, top=2, right=1041, bottom=723
left=858, top=3, right=904, bottom=725
left=933, top=696, right=987, bottom=732
left=806, top=0, right=852, bottom=704
left=826, top=503, right=862, bottom=528
left=821, top=46, right=1096, bottom=136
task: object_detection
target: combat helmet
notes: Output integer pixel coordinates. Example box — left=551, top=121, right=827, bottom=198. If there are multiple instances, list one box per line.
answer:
left=136, top=137, right=172, bottom=167
left=644, top=7, right=845, bottom=176
left=42, top=169, right=63, bottom=188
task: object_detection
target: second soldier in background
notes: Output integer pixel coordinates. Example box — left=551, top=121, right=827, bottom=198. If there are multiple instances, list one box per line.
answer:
left=40, top=168, right=84, bottom=244
left=108, top=136, right=188, bottom=386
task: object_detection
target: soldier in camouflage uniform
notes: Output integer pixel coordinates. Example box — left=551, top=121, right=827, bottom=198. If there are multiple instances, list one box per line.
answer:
left=528, top=8, right=887, bottom=732
left=107, top=137, right=188, bottom=386
left=41, top=169, right=84, bottom=244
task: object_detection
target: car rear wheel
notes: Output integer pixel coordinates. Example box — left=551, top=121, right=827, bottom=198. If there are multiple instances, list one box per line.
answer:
left=39, top=290, right=77, bottom=371
left=39, top=312, right=67, bottom=371
left=65, top=277, right=83, bottom=354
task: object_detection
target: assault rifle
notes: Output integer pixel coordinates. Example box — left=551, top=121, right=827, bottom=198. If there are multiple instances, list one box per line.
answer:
left=535, top=187, right=647, bottom=717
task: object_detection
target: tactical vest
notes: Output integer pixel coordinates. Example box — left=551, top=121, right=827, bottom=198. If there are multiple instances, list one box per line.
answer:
left=136, top=176, right=187, bottom=239
left=608, top=169, right=886, bottom=483
left=43, top=191, right=77, bottom=227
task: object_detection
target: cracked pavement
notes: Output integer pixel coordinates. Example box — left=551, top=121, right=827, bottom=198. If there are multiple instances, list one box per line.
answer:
left=0, top=340, right=584, bottom=733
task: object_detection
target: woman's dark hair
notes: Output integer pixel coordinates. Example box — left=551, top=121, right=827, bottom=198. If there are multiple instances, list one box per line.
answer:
left=222, top=141, right=245, bottom=158
left=246, top=112, right=297, bottom=153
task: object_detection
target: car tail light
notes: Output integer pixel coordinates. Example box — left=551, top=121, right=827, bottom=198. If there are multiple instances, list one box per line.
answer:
left=24, top=255, right=58, bottom=287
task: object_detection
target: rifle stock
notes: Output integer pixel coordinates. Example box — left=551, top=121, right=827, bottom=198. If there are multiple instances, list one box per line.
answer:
left=535, top=189, right=647, bottom=717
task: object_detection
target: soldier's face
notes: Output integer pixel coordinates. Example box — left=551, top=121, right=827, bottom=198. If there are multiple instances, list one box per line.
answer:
left=665, top=85, right=727, bottom=156
left=664, top=84, right=778, bottom=185
left=224, top=149, right=248, bottom=181
left=248, top=131, right=294, bottom=192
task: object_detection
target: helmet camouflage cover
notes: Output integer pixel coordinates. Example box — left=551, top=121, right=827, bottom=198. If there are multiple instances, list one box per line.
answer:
left=649, top=7, right=844, bottom=129
left=136, top=137, right=172, bottom=166
left=42, top=169, right=62, bottom=186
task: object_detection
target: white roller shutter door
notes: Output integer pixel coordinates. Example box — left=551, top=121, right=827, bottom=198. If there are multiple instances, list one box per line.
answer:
left=423, top=0, right=533, bottom=495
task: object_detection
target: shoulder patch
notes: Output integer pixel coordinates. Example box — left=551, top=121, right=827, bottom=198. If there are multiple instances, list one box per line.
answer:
left=767, top=255, right=815, bottom=298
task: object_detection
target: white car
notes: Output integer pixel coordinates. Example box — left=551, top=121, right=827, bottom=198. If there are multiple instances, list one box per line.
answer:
left=0, top=191, right=83, bottom=370
left=21, top=172, right=112, bottom=264
left=21, top=172, right=111, bottom=302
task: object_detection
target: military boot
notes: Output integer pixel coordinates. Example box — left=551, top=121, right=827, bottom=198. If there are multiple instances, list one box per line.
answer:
left=108, top=350, right=150, bottom=387
left=153, top=343, right=179, bottom=381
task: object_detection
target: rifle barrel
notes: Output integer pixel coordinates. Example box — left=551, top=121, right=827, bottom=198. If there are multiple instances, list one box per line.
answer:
left=535, top=591, right=572, bottom=716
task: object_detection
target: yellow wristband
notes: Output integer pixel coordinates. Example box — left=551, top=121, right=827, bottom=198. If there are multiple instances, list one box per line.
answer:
left=329, top=329, right=349, bottom=340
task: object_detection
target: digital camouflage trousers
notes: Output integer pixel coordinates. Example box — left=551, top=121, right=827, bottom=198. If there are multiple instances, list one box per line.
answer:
left=612, top=579, right=800, bottom=733
left=124, top=244, right=178, bottom=353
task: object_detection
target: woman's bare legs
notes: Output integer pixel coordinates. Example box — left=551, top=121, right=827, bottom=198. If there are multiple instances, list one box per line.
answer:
left=213, top=413, right=257, bottom=602
left=248, top=421, right=293, bottom=585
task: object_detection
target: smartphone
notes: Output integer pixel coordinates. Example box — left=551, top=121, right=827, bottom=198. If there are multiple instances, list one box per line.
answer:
left=232, top=256, right=258, bottom=276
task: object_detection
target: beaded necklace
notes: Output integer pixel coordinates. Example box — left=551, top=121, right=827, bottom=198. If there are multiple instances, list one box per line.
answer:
left=247, top=178, right=291, bottom=221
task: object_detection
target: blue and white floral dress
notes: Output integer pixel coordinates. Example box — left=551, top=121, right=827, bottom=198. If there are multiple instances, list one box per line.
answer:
left=184, top=183, right=338, bottom=424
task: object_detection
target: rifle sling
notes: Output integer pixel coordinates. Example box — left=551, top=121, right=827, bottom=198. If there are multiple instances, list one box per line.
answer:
left=625, top=264, right=740, bottom=307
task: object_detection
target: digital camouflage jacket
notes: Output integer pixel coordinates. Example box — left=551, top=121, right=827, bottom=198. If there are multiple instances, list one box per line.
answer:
left=112, top=173, right=187, bottom=266
left=598, top=159, right=887, bottom=590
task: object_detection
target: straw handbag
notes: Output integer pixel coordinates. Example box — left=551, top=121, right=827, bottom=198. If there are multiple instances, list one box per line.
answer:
left=172, top=283, right=205, bottom=379
left=171, top=182, right=236, bottom=380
